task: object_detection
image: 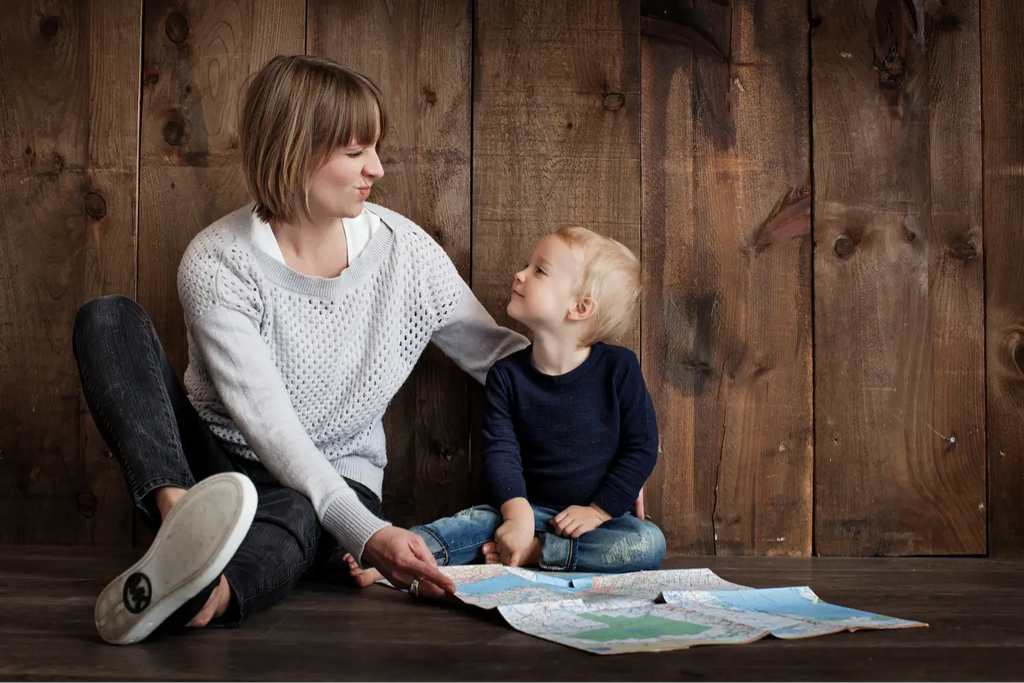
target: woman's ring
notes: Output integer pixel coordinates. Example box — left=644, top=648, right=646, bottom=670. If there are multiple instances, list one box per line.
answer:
left=409, top=579, right=420, bottom=597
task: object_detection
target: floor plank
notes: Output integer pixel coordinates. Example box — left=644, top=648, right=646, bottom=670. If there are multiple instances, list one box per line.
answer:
left=1, top=547, right=1021, bottom=680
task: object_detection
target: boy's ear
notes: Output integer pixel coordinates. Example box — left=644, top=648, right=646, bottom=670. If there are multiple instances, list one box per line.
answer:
left=567, top=297, right=595, bottom=322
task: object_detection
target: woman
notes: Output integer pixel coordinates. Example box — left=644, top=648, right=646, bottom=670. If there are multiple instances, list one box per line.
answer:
left=73, top=54, right=527, bottom=645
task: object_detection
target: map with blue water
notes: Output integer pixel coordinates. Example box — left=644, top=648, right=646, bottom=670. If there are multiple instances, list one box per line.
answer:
left=403, top=565, right=927, bottom=654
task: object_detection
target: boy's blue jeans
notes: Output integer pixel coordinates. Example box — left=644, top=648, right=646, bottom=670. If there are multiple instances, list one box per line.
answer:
left=411, top=504, right=667, bottom=573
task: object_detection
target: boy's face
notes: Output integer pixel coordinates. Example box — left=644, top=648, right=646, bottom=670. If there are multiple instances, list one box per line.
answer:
left=507, top=235, right=585, bottom=335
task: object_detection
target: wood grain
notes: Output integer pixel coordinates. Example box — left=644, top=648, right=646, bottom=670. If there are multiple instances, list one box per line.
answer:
left=138, top=0, right=305, bottom=375
left=471, top=0, right=642, bottom=506
left=308, top=0, right=474, bottom=526
left=640, top=0, right=813, bottom=556
left=0, top=0, right=140, bottom=544
left=983, top=0, right=1024, bottom=556
left=811, top=0, right=986, bottom=555
left=3, top=546, right=1024, bottom=680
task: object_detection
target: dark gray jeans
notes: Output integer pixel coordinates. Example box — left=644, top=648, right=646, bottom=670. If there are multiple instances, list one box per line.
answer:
left=73, top=295, right=382, bottom=626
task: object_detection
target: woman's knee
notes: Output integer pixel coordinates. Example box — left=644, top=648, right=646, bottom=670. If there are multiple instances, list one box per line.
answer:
left=73, top=295, right=147, bottom=345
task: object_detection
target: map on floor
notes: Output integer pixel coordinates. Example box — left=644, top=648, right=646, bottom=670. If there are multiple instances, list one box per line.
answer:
left=380, top=566, right=926, bottom=655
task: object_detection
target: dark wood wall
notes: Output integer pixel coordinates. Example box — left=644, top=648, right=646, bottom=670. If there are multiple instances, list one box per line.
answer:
left=1, top=0, right=1021, bottom=557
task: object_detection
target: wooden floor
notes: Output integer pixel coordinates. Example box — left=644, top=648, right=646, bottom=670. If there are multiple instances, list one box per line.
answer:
left=1, top=547, right=1022, bottom=681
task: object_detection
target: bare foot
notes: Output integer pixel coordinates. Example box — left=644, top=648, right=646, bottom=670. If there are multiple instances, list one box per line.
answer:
left=481, top=538, right=541, bottom=567
left=343, top=553, right=384, bottom=588
left=187, top=574, right=231, bottom=627
left=154, top=486, right=187, bottom=522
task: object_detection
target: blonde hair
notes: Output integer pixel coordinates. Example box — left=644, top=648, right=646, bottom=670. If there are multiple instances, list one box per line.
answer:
left=555, top=227, right=641, bottom=346
left=239, top=55, right=388, bottom=224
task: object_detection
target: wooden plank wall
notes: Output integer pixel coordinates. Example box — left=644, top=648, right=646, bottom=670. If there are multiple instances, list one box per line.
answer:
left=0, top=0, right=1021, bottom=557
left=812, top=0, right=986, bottom=555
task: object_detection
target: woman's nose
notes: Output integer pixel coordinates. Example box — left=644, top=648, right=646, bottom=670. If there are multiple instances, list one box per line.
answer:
left=365, top=149, right=384, bottom=179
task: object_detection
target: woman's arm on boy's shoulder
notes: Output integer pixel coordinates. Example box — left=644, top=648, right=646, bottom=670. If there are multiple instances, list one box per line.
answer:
left=431, top=281, right=529, bottom=384
left=389, top=213, right=528, bottom=384
left=590, top=351, right=659, bottom=518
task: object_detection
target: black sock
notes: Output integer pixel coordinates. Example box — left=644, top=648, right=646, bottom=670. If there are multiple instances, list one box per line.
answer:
left=153, top=577, right=221, bottom=634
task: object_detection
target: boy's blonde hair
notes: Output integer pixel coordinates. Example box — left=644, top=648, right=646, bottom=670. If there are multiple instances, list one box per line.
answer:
left=555, top=227, right=641, bottom=346
left=239, top=55, right=388, bottom=224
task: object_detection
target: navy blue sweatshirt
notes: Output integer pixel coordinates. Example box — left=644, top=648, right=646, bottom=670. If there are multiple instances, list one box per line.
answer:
left=481, top=343, right=659, bottom=518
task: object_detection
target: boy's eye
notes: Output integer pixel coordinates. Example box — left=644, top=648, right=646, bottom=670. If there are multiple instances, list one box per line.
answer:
left=535, top=267, right=546, bottom=276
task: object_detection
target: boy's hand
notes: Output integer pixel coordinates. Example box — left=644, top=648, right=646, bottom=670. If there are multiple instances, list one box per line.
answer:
left=553, top=504, right=612, bottom=538
left=494, top=517, right=535, bottom=566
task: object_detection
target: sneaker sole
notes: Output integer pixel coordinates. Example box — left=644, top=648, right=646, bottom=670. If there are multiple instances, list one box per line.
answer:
left=94, top=472, right=258, bottom=645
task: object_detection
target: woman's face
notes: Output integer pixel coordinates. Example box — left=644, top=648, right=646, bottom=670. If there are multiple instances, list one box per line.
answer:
left=306, top=137, right=384, bottom=220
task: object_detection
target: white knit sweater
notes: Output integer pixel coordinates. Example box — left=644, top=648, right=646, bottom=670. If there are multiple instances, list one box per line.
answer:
left=176, top=202, right=528, bottom=561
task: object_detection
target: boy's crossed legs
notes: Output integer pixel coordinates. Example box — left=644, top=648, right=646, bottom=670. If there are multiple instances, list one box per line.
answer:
left=347, top=504, right=666, bottom=586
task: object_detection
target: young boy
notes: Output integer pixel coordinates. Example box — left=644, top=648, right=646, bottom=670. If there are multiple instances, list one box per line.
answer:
left=348, top=227, right=664, bottom=583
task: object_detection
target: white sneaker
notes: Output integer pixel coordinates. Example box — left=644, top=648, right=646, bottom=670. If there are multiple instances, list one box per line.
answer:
left=94, top=472, right=258, bottom=645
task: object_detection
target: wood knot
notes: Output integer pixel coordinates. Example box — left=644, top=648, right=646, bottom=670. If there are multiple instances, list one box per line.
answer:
left=439, top=446, right=455, bottom=462
left=165, top=13, right=189, bottom=44
left=951, top=241, right=978, bottom=261
left=809, top=17, right=823, bottom=28
left=834, top=235, right=858, bottom=258
left=566, top=121, right=574, bottom=129
left=934, top=10, right=961, bottom=31
left=163, top=118, right=185, bottom=146
left=83, top=192, right=106, bottom=220
left=998, top=325, right=1024, bottom=379
left=422, top=86, right=437, bottom=105
left=143, top=72, right=160, bottom=86
left=40, top=16, right=60, bottom=38
left=602, top=92, right=625, bottom=111
left=75, top=492, right=98, bottom=518
left=904, top=226, right=917, bottom=243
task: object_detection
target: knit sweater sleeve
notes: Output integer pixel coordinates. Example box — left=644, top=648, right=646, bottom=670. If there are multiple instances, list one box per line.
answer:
left=432, top=281, right=530, bottom=385
left=398, top=222, right=528, bottom=384
left=177, top=231, right=389, bottom=563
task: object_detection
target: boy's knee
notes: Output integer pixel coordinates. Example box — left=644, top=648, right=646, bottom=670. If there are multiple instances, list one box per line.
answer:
left=639, top=522, right=667, bottom=568
left=598, top=521, right=666, bottom=572
left=456, top=504, right=502, bottom=525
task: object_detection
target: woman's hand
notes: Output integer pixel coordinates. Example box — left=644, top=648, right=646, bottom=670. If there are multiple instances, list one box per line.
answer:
left=552, top=503, right=612, bottom=538
left=361, top=526, right=456, bottom=599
